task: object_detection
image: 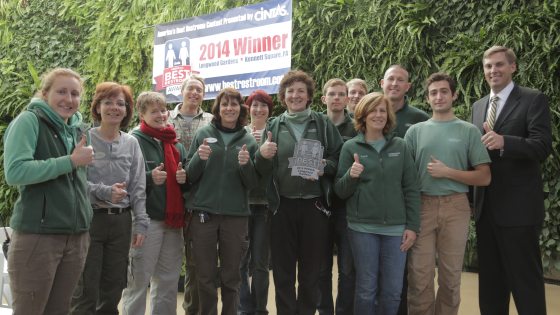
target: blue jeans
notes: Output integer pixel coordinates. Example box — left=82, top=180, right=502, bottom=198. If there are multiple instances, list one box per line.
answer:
left=239, top=205, right=270, bottom=314
left=317, top=209, right=355, bottom=315
left=348, top=229, right=406, bottom=315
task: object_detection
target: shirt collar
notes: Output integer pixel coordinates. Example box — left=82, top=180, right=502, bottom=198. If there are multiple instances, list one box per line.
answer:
left=170, top=103, right=203, bottom=119
left=490, top=81, right=515, bottom=103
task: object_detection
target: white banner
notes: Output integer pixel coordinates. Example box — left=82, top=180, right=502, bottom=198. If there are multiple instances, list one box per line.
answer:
left=153, top=0, right=292, bottom=101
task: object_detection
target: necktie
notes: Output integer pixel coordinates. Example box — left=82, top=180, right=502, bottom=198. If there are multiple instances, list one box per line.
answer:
left=486, top=95, right=499, bottom=130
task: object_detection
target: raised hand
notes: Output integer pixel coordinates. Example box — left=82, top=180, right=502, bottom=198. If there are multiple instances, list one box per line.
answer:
left=152, top=163, right=167, bottom=185
left=252, top=126, right=262, bottom=143
left=198, top=138, right=212, bottom=160
left=111, top=182, right=128, bottom=203
left=259, top=131, right=277, bottom=159
left=71, top=135, right=94, bottom=167
left=481, top=122, right=504, bottom=150
left=349, top=153, right=364, bottom=178
left=238, top=144, right=250, bottom=165
left=176, top=162, right=187, bottom=184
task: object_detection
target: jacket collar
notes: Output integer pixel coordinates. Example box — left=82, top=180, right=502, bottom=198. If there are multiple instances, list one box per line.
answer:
left=169, top=103, right=205, bottom=119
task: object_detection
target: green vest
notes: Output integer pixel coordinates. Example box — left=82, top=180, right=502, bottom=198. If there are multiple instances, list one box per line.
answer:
left=10, top=109, right=92, bottom=234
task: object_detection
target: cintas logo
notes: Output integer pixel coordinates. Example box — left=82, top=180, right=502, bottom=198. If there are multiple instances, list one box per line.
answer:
left=254, top=4, right=289, bottom=21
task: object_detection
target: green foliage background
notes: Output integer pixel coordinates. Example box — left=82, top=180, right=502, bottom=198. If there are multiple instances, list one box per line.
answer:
left=1, top=0, right=559, bottom=272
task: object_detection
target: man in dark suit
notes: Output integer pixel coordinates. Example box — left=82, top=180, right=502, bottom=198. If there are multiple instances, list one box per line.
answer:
left=471, top=45, right=552, bottom=315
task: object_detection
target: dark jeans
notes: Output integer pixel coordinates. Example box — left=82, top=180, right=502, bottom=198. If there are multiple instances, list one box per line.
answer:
left=271, top=197, right=330, bottom=315
left=317, top=209, right=355, bottom=315
left=71, top=211, right=131, bottom=315
left=239, top=205, right=271, bottom=315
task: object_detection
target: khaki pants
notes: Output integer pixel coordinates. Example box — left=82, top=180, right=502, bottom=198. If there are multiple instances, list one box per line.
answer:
left=8, top=231, right=90, bottom=315
left=121, top=220, right=183, bottom=315
left=408, top=193, right=470, bottom=315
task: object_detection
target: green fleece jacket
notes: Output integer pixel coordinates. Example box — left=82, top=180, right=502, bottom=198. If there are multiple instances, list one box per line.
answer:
left=255, top=110, right=343, bottom=212
left=3, top=99, right=92, bottom=234
left=334, top=132, right=421, bottom=232
left=186, top=123, right=258, bottom=216
left=131, top=129, right=187, bottom=221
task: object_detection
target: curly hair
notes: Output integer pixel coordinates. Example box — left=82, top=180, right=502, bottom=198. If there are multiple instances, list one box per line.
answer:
left=278, top=70, right=315, bottom=108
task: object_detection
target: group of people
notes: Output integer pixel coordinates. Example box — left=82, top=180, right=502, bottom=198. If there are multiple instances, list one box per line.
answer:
left=2, top=44, right=550, bottom=315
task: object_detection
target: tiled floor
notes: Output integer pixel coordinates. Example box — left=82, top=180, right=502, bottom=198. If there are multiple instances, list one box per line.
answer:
left=125, top=265, right=560, bottom=314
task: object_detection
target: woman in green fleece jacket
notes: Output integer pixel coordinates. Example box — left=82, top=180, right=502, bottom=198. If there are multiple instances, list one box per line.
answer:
left=255, top=70, right=343, bottom=315
left=186, top=87, right=258, bottom=315
left=121, top=91, right=187, bottom=315
left=3, top=68, right=94, bottom=314
left=334, top=92, right=420, bottom=314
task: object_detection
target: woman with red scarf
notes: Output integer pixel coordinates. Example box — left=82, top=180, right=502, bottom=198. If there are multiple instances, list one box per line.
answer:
left=122, top=91, right=188, bottom=315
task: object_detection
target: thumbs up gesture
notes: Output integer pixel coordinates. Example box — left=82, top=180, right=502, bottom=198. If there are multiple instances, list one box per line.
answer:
left=152, top=163, right=167, bottom=185
left=252, top=126, right=262, bottom=143
left=111, top=182, right=128, bottom=203
left=198, top=138, right=212, bottom=160
left=71, top=135, right=94, bottom=167
left=427, top=155, right=448, bottom=178
left=349, top=153, right=364, bottom=178
left=259, top=131, right=277, bottom=159
left=481, top=122, right=504, bottom=150
left=238, top=144, right=250, bottom=165
left=176, top=162, right=187, bottom=184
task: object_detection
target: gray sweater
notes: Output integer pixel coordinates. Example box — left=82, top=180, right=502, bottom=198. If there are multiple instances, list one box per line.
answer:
left=87, top=127, right=150, bottom=235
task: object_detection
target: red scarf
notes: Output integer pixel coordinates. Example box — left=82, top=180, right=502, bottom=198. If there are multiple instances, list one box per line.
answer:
left=140, top=121, right=185, bottom=228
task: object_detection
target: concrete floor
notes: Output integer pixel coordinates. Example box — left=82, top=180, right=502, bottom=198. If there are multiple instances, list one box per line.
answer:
left=125, top=264, right=560, bottom=314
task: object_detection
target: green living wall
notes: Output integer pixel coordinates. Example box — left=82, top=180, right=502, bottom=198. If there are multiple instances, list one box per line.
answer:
left=0, top=0, right=559, bottom=272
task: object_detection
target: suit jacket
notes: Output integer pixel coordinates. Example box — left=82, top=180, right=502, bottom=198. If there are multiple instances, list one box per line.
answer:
left=471, top=84, right=552, bottom=226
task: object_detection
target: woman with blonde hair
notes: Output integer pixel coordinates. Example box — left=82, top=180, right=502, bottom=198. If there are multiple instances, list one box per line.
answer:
left=122, top=91, right=187, bottom=315
left=3, top=68, right=93, bottom=314
left=335, top=92, right=420, bottom=315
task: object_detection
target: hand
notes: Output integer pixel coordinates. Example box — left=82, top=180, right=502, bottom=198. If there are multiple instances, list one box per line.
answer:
left=317, top=159, right=326, bottom=177
left=131, top=233, right=145, bottom=248
left=302, top=160, right=327, bottom=181
left=198, top=139, right=212, bottom=160
left=481, top=122, right=504, bottom=150
left=427, top=156, right=448, bottom=178
left=152, top=163, right=167, bottom=185
left=70, top=135, right=94, bottom=167
left=252, top=126, right=262, bottom=143
left=238, top=144, right=250, bottom=165
left=259, top=131, right=277, bottom=159
left=111, top=182, right=127, bottom=203
left=400, top=229, right=417, bottom=252
left=176, top=162, right=187, bottom=184
left=350, top=153, right=364, bottom=179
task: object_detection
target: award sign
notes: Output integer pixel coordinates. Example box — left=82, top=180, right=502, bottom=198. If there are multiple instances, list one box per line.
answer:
left=288, top=139, right=325, bottom=180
